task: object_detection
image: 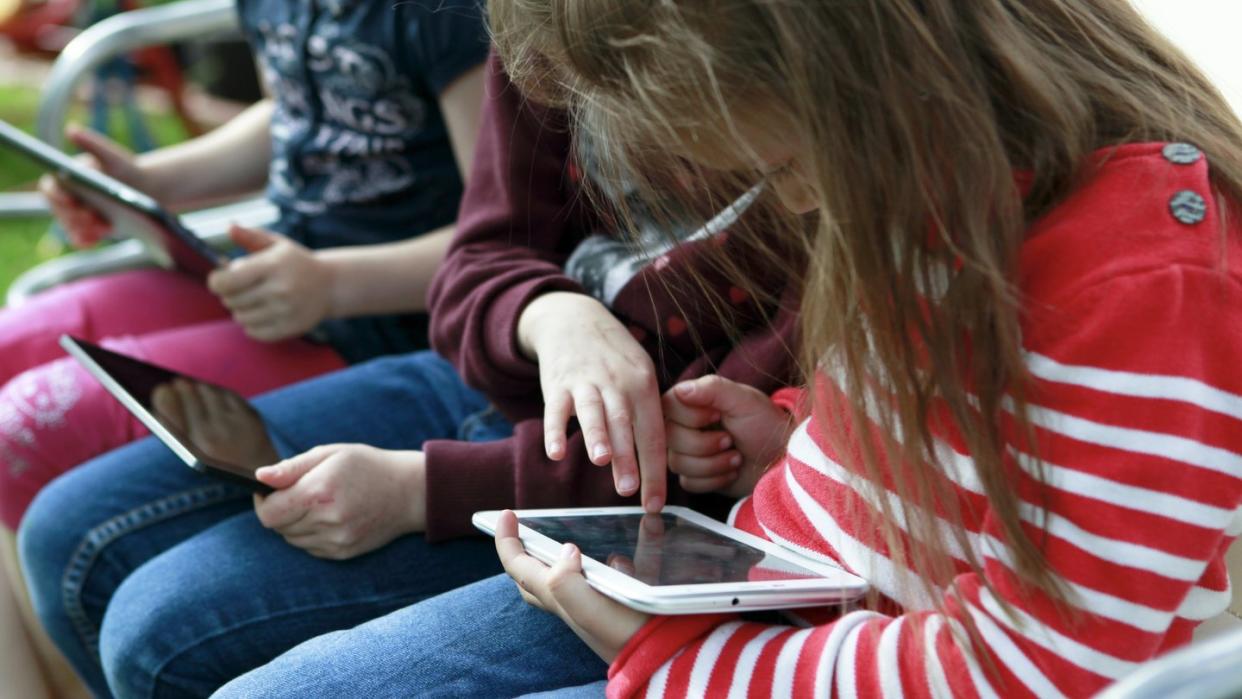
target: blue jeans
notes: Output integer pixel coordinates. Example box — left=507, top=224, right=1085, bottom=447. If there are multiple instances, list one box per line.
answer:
left=18, top=351, right=512, bottom=699
left=213, top=574, right=609, bottom=698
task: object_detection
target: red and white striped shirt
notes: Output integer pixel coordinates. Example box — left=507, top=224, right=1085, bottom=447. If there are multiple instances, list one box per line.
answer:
left=607, top=143, right=1242, bottom=698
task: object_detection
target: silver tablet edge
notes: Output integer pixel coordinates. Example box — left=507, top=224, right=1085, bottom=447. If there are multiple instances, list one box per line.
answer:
left=58, top=335, right=203, bottom=471
left=471, top=508, right=869, bottom=614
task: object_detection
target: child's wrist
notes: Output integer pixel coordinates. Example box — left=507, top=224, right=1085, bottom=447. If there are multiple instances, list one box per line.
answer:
left=315, top=252, right=347, bottom=320
left=129, top=156, right=176, bottom=205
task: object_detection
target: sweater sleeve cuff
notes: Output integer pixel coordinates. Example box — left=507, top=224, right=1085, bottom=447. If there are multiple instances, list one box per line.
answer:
left=481, top=276, right=584, bottom=384
left=771, top=386, right=806, bottom=417
left=606, top=614, right=733, bottom=698
left=422, top=438, right=516, bottom=542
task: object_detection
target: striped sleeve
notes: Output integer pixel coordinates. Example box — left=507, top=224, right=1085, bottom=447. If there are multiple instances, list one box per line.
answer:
left=607, top=265, right=1242, bottom=697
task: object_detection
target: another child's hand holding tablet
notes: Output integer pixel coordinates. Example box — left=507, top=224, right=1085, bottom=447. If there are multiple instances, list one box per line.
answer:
left=252, top=444, right=428, bottom=560
left=207, top=224, right=334, bottom=342
left=493, top=510, right=649, bottom=663
left=39, top=125, right=150, bottom=248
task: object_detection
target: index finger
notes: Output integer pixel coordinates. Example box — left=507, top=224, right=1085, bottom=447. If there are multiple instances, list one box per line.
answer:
left=633, top=389, right=668, bottom=513
left=633, top=513, right=667, bottom=582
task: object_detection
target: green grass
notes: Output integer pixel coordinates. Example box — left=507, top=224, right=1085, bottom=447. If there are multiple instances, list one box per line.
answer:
left=0, top=83, right=190, bottom=300
left=0, top=83, right=57, bottom=299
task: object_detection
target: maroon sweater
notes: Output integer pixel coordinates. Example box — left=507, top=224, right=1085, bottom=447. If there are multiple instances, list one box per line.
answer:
left=423, top=54, right=801, bottom=541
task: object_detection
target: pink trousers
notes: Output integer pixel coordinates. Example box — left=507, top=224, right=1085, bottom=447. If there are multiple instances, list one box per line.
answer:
left=0, top=269, right=346, bottom=529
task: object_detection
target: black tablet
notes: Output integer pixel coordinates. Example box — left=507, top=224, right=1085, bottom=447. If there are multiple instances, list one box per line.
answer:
left=0, top=119, right=223, bottom=279
left=60, top=335, right=276, bottom=493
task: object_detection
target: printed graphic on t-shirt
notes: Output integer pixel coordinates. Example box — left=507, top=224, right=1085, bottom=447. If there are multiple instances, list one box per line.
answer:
left=254, top=17, right=427, bottom=213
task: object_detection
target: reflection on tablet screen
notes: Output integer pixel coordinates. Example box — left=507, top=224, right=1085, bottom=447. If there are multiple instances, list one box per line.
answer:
left=520, top=513, right=826, bottom=586
left=73, top=340, right=278, bottom=482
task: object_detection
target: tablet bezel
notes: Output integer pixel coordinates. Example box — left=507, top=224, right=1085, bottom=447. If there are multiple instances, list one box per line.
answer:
left=473, top=506, right=868, bottom=615
left=0, top=119, right=223, bottom=279
left=59, top=335, right=273, bottom=493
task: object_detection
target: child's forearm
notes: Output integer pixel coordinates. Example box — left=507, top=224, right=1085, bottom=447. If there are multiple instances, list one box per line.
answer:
left=318, top=227, right=455, bottom=318
left=135, top=100, right=275, bottom=209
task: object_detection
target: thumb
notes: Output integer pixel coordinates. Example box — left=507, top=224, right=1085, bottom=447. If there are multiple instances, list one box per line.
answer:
left=229, top=224, right=280, bottom=254
left=672, top=375, right=762, bottom=417
left=255, top=447, right=329, bottom=489
left=66, top=125, right=133, bottom=175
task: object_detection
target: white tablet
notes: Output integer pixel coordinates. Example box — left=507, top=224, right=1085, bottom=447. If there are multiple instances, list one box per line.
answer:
left=60, top=335, right=277, bottom=493
left=0, top=118, right=223, bottom=279
left=473, top=506, right=868, bottom=615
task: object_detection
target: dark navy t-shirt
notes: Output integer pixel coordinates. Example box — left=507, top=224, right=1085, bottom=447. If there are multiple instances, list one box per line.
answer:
left=235, top=0, right=487, bottom=360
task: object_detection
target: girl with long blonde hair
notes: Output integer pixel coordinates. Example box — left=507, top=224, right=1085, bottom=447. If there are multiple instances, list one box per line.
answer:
left=213, top=1, right=1242, bottom=696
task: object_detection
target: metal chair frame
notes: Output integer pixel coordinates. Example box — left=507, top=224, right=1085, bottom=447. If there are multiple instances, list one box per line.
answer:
left=2, top=0, right=276, bottom=308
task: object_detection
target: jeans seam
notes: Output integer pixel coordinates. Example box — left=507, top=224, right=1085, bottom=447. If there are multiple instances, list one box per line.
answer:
left=147, top=592, right=428, bottom=696
left=61, top=483, right=247, bottom=666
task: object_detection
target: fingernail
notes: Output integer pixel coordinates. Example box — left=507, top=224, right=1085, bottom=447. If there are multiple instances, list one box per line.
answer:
left=546, top=440, right=562, bottom=456
left=618, top=475, right=637, bottom=493
left=730, top=454, right=743, bottom=468
left=719, top=435, right=733, bottom=450
left=674, top=383, right=693, bottom=396
left=593, top=444, right=610, bottom=460
left=560, top=543, right=575, bottom=560
left=646, top=495, right=664, bottom=513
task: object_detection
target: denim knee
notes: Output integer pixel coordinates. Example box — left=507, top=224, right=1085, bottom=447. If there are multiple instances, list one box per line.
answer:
left=19, top=444, right=250, bottom=698
left=18, top=480, right=77, bottom=625
left=17, top=470, right=114, bottom=693
left=99, top=567, right=194, bottom=699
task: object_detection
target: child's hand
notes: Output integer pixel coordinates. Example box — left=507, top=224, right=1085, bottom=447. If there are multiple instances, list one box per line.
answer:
left=252, top=444, right=428, bottom=559
left=663, top=375, right=795, bottom=498
left=517, top=292, right=667, bottom=513
left=494, top=510, right=648, bottom=662
left=208, top=225, right=334, bottom=342
left=39, top=125, right=148, bottom=248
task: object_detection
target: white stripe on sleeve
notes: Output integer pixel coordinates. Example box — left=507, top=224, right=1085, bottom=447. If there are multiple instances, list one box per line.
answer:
left=1024, top=352, right=1242, bottom=420
left=687, top=622, right=744, bottom=697
left=878, top=617, right=907, bottom=699
left=773, top=629, right=815, bottom=699
left=726, top=627, right=786, bottom=699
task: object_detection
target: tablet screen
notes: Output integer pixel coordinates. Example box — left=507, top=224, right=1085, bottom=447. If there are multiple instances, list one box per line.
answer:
left=68, top=338, right=277, bottom=483
left=520, top=513, right=827, bottom=586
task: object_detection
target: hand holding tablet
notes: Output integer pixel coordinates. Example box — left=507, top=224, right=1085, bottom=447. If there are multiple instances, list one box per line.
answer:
left=38, top=126, right=146, bottom=248
left=0, top=119, right=223, bottom=279
left=475, top=506, right=867, bottom=615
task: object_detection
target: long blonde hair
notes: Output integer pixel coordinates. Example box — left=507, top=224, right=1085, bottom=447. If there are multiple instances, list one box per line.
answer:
left=490, top=0, right=1242, bottom=617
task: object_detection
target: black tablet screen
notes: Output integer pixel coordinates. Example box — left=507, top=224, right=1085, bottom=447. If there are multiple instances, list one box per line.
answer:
left=70, top=338, right=277, bottom=483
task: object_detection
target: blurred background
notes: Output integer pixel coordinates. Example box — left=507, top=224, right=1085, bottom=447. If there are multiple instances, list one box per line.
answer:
left=0, top=0, right=259, bottom=298
left=0, top=0, right=1239, bottom=300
